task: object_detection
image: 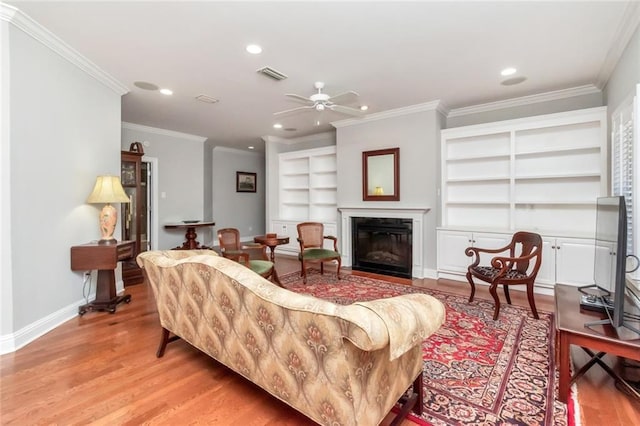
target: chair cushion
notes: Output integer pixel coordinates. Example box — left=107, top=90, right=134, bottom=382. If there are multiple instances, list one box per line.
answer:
left=472, top=266, right=527, bottom=280
left=299, top=248, right=340, bottom=261
left=248, top=259, right=273, bottom=276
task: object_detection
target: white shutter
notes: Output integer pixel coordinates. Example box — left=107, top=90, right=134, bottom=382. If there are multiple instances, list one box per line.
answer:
left=611, top=87, right=638, bottom=267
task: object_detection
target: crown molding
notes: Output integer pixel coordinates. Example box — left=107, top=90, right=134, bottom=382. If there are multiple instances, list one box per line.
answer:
left=596, top=1, right=640, bottom=89
left=332, top=100, right=448, bottom=128
left=1, top=3, right=128, bottom=96
left=262, top=130, right=335, bottom=145
left=212, top=146, right=261, bottom=156
left=447, top=85, right=601, bottom=118
left=121, top=122, right=207, bottom=142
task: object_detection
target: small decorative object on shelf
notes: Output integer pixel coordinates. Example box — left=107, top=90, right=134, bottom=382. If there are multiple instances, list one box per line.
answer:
left=129, top=141, right=144, bottom=154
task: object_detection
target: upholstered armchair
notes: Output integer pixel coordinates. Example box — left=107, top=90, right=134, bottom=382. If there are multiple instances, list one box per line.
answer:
left=217, top=227, right=281, bottom=286
left=297, top=222, right=341, bottom=284
left=465, top=231, right=542, bottom=320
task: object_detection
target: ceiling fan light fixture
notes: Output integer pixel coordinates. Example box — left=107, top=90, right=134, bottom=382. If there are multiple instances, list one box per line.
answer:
left=316, top=104, right=325, bottom=111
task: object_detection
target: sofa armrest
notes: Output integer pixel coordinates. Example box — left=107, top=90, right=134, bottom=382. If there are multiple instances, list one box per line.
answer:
left=354, top=293, right=445, bottom=360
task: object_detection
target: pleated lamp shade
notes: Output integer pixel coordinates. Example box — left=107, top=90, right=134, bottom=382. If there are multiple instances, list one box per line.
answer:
left=87, top=176, right=130, bottom=244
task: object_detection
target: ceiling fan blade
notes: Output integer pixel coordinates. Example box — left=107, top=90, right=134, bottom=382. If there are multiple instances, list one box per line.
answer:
left=284, top=94, right=314, bottom=104
left=328, top=90, right=359, bottom=105
left=273, top=105, right=315, bottom=117
left=329, top=104, right=365, bottom=117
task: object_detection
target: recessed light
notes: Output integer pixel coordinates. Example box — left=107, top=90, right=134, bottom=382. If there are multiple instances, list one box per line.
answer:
left=248, top=146, right=255, bottom=150
left=159, top=88, right=173, bottom=95
left=134, top=81, right=159, bottom=91
left=273, top=123, right=283, bottom=129
left=246, top=44, right=262, bottom=54
left=360, top=105, right=369, bottom=111
left=501, top=67, right=517, bottom=76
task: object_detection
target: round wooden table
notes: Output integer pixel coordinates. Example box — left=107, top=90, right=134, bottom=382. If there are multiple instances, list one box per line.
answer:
left=164, top=221, right=215, bottom=250
left=253, top=235, right=290, bottom=262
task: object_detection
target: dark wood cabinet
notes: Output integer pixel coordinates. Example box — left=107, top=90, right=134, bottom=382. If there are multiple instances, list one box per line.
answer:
left=121, top=150, right=147, bottom=285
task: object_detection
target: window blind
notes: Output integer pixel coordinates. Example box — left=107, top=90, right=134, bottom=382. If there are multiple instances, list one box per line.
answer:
left=611, top=90, right=637, bottom=261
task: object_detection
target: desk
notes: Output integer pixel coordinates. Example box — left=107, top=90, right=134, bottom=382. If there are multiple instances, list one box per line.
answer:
left=164, top=221, right=215, bottom=249
left=253, top=235, right=290, bottom=262
left=70, top=241, right=134, bottom=315
left=555, top=284, right=640, bottom=403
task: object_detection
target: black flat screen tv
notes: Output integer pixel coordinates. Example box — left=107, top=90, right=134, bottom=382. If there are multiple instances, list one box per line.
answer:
left=589, top=196, right=640, bottom=339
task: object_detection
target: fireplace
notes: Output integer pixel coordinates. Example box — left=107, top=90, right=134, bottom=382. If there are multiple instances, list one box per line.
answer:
left=351, top=217, right=412, bottom=278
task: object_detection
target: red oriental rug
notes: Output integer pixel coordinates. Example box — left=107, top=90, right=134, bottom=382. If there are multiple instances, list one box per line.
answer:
left=280, top=270, right=571, bottom=426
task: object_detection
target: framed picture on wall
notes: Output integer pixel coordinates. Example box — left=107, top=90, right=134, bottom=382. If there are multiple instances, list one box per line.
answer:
left=236, top=171, right=257, bottom=193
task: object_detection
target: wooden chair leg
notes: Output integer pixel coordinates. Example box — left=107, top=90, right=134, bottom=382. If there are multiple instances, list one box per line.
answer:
left=320, top=261, right=324, bottom=275
left=489, top=282, right=501, bottom=320
left=527, top=282, right=539, bottom=319
left=270, top=267, right=282, bottom=287
left=157, top=327, right=181, bottom=358
left=301, top=259, right=307, bottom=284
left=466, top=271, right=476, bottom=302
left=336, top=257, right=341, bottom=280
left=389, top=371, right=424, bottom=426
left=503, top=285, right=512, bottom=305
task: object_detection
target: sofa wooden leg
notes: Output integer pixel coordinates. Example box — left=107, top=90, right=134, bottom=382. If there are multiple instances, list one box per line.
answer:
left=156, top=327, right=181, bottom=358
left=390, top=372, right=423, bottom=426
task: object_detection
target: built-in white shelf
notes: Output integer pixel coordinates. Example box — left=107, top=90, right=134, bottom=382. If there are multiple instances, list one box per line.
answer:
left=440, top=106, right=607, bottom=236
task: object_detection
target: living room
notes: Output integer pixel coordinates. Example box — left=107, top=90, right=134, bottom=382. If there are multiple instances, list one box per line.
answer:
left=2, top=1, right=639, bottom=425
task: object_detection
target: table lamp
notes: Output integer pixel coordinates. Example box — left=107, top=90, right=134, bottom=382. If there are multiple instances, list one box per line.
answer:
left=87, top=175, right=130, bottom=244
left=374, top=186, right=384, bottom=196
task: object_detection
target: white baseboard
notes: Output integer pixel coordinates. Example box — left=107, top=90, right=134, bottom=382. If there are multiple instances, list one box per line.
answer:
left=0, top=281, right=126, bottom=355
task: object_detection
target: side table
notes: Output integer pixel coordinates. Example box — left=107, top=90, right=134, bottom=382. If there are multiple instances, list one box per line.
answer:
left=164, top=221, right=216, bottom=249
left=70, top=241, right=135, bottom=315
left=555, top=284, right=640, bottom=402
left=253, top=234, right=290, bottom=262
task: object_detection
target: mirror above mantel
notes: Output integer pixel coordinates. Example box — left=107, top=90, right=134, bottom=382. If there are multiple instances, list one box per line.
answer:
left=362, top=147, right=399, bottom=201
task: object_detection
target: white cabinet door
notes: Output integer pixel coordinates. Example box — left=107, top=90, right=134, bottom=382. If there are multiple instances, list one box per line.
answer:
left=555, top=238, right=595, bottom=286
left=536, top=238, right=558, bottom=285
left=437, top=230, right=473, bottom=274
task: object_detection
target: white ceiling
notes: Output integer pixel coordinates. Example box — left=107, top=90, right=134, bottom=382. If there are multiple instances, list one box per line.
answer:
left=8, top=1, right=638, bottom=151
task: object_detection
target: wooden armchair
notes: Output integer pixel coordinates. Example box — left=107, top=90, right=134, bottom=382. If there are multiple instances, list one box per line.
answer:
left=217, top=228, right=281, bottom=286
left=465, top=231, right=542, bottom=320
left=296, top=222, right=341, bottom=284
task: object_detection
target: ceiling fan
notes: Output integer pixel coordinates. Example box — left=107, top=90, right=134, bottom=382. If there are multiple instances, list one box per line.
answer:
left=274, top=82, right=364, bottom=118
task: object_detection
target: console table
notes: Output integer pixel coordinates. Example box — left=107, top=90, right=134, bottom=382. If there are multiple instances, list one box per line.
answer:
left=70, top=240, right=134, bottom=315
left=164, top=221, right=215, bottom=249
left=555, top=284, right=640, bottom=403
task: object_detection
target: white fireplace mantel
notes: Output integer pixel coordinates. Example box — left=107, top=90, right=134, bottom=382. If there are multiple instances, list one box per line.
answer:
left=338, top=207, right=431, bottom=278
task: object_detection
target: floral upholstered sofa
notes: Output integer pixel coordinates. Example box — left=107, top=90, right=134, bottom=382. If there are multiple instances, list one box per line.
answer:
left=137, top=250, right=445, bottom=426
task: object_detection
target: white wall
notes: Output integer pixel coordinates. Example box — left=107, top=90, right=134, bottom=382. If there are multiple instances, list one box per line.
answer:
left=211, top=146, right=265, bottom=241
left=121, top=123, right=207, bottom=249
left=335, top=106, right=443, bottom=274
left=1, top=9, right=125, bottom=352
left=604, top=26, right=639, bottom=120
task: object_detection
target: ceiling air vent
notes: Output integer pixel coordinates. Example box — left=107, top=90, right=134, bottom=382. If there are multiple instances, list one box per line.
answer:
left=195, top=94, right=219, bottom=104
left=257, top=66, right=288, bottom=81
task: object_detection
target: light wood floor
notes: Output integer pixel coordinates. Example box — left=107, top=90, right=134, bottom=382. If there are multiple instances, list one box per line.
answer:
left=1, top=256, right=638, bottom=425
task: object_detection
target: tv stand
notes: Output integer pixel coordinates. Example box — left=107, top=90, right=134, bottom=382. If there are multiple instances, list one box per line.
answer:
left=555, top=284, right=640, bottom=403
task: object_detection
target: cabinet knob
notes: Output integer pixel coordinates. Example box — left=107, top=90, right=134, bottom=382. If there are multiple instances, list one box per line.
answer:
left=551, top=245, right=556, bottom=249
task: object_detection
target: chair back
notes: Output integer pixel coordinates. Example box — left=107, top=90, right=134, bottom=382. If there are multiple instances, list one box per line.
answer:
left=297, top=222, right=324, bottom=249
left=510, top=231, right=543, bottom=276
left=217, top=228, right=240, bottom=251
